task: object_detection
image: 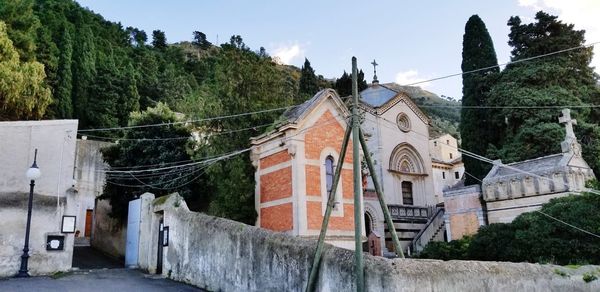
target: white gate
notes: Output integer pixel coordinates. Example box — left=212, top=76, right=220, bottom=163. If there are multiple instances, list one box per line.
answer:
left=125, top=198, right=141, bottom=268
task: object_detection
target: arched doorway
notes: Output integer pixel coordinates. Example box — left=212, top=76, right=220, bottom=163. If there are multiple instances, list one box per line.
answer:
left=364, top=212, right=373, bottom=236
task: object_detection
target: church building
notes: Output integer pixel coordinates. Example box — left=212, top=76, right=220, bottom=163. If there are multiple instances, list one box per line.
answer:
left=250, top=89, right=360, bottom=250
left=358, top=80, right=443, bottom=254
left=251, top=68, right=456, bottom=254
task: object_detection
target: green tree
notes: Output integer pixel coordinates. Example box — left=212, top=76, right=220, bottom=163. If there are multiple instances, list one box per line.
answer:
left=486, top=12, right=600, bottom=174
left=152, top=30, right=167, bottom=50
left=181, top=43, right=295, bottom=224
left=0, top=21, right=51, bottom=120
left=334, top=69, right=368, bottom=97
left=459, top=15, right=499, bottom=184
left=0, top=0, right=40, bottom=61
left=298, top=58, right=319, bottom=99
left=192, top=31, right=211, bottom=50
left=101, top=103, right=197, bottom=219
left=51, top=26, right=74, bottom=118
left=71, top=25, right=96, bottom=128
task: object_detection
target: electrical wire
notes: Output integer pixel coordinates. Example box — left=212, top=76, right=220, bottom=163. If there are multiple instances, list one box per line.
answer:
left=536, top=210, right=600, bottom=239
left=78, top=123, right=274, bottom=142
left=400, top=41, right=600, bottom=87
left=78, top=105, right=298, bottom=133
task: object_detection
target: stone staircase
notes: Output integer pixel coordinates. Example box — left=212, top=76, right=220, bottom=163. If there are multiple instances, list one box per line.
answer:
left=409, top=207, right=445, bottom=255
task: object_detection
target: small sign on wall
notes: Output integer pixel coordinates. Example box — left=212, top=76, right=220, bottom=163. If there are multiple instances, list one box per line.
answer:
left=162, top=226, right=169, bottom=247
left=47, top=235, right=65, bottom=251
left=61, top=215, right=76, bottom=233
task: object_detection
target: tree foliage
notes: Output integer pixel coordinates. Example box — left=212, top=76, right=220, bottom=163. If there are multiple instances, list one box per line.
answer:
left=460, top=11, right=600, bottom=176
left=178, top=38, right=296, bottom=224
left=420, top=185, right=600, bottom=265
left=298, top=58, right=319, bottom=100
left=0, top=21, right=51, bottom=120
left=459, top=15, right=499, bottom=184
left=0, top=0, right=324, bottom=224
left=101, top=103, right=198, bottom=219
left=334, top=69, right=368, bottom=97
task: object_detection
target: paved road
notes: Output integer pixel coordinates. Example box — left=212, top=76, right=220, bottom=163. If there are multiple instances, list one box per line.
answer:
left=0, top=268, right=204, bottom=292
left=72, top=246, right=122, bottom=269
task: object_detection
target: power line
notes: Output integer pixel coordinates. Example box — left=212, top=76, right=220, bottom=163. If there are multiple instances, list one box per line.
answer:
left=78, top=105, right=298, bottom=133
left=369, top=113, right=600, bottom=197
left=536, top=210, right=600, bottom=239
left=103, top=148, right=250, bottom=173
left=417, top=104, right=600, bottom=109
left=79, top=123, right=273, bottom=142
left=400, top=41, right=600, bottom=87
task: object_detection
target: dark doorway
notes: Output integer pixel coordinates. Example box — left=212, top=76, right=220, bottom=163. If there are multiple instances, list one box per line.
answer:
left=84, top=209, right=93, bottom=237
left=156, top=219, right=164, bottom=274
left=364, top=213, right=372, bottom=236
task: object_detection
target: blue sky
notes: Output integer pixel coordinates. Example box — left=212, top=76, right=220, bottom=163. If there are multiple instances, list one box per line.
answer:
left=75, top=0, right=600, bottom=100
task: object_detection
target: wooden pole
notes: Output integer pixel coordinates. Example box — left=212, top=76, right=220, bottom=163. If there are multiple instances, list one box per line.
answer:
left=351, top=57, right=364, bottom=292
left=305, top=124, right=352, bottom=292
left=359, top=128, right=405, bottom=258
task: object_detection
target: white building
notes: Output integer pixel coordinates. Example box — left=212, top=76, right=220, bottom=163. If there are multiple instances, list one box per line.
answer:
left=429, top=134, right=464, bottom=203
left=359, top=82, right=444, bottom=254
left=0, top=120, right=78, bottom=277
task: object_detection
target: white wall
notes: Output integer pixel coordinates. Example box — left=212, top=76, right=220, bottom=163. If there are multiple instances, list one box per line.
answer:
left=0, top=120, right=78, bottom=277
left=73, top=139, right=111, bottom=237
left=136, top=193, right=599, bottom=292
left=362, top=100, right=435, bottom=206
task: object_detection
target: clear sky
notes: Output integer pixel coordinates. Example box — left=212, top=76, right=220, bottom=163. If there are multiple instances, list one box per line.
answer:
left=75, top=0, right=600, bottom=100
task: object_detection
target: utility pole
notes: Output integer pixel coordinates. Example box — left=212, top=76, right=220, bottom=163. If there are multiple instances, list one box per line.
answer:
left=351, top=57, right=364, bottom=292
left=305, top=57, right=404, bottom=292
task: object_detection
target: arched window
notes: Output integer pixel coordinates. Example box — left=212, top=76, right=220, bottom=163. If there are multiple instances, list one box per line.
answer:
left=389, top=143, right=426, bottom=174
left=325, top=155, right=334, bottom=196
left=402, top=181, right=413, bottom=205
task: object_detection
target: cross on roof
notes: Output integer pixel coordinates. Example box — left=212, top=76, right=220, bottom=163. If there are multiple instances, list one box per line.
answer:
left=558, top=108, right=577, bottom=139
left=371, top=59, right=379, bottom=83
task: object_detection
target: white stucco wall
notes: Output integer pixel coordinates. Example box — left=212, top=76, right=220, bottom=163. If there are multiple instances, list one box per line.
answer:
left=73, top=139, right=111, bottom=237
left=362, top=100, right=435, bottom=206
left=138, top=193, right=599, bottom=292
left=430, top=134, right=460, bottom=162
left=0, top=120, right=78, bottom=277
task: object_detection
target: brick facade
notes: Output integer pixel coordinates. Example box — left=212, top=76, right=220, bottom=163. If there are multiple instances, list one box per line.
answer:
left=260, top=203, right=293, bottom=231
left=259, top=166, right=292, bottom=203
left=260, top=150, right=290, bottom=169
left=305, top=110, right=353, bottom=163
left=252, top=90, right=359, bottom=249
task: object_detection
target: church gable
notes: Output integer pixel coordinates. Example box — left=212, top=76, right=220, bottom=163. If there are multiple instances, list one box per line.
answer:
left=359, top=83, right=430, bottom=125
left=250, top=89, right=358, bottom=249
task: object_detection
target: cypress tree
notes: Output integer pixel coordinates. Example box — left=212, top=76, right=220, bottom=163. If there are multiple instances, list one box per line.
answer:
left=298, top=58, right=319, bottom=99
left=485, top=12, right=600, bottom=175
left=72, top=25, right=96, bottom=128
left=53, top=27, right=74, bottom=118
left=459, top=15, right=499, bottom=184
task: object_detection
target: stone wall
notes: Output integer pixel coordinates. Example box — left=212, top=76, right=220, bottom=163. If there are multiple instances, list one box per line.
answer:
left=91, top=198, right=127, bottom=259
left=73, top=139, right=111, bottom=236
left=137, top=193, right=599, bottom=291
left=0, top=194, right=72, bottom=277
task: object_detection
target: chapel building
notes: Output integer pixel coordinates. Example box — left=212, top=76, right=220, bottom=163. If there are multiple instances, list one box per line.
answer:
left=251, top=79, right=455, bottom=254
left=250, top=89, right=361, bottom=250
left=444, top=109, right=596, bottom=240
